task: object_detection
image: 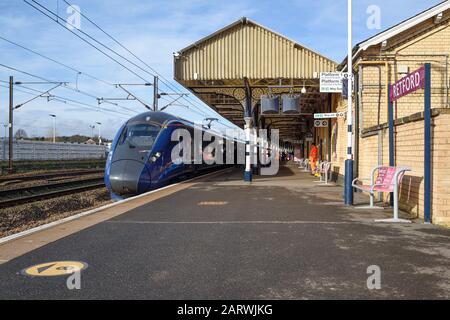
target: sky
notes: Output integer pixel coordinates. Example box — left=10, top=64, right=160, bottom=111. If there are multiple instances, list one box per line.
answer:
left=0, top=0, right=444, bottom=139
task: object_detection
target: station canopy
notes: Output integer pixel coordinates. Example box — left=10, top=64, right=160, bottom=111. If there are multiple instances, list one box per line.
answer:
left=174, top=17, right=338, bottom=142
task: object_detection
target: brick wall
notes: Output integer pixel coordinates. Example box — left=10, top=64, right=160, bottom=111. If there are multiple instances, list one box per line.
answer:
left=330, top=94, right=349, bottom=183
left=332, top=11, right=450, bottom=226
left=358, top=111, right=450, bottom=226
left=360, top=17, right=449, bottom=131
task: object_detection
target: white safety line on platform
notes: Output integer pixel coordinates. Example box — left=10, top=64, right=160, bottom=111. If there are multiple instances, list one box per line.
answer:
left=0, top=168, right=233, bottom=246
left=106, top=220, right=354, bottom=225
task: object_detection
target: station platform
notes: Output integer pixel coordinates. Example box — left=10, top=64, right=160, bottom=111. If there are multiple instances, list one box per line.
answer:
left=0, top=166, right=449, bottom=299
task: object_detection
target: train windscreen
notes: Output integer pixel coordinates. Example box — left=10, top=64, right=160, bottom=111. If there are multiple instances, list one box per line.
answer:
left=112, top=121, right=161, bottom=163
left=120, top=122, right=160, bottom=150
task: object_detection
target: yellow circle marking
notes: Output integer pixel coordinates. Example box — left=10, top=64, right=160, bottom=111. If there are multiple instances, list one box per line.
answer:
left=22, top=261, right=87, bottom=277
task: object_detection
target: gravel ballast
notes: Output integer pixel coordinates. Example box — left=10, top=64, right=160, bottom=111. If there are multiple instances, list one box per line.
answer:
left=0, top=187, right=112, bottom=238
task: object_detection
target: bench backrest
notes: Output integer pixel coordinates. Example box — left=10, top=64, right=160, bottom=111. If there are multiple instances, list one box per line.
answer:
left=320, top=161, right=331, bottom=172
left=374, top=166, right=407, bottom=191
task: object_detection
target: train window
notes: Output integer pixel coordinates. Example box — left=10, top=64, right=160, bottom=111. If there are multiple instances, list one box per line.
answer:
left=120, top=122, right=160, bottom=149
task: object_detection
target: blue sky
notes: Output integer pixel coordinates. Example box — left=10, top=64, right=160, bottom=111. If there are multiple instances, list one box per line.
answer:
left=0, top=0, right=443, bottom=139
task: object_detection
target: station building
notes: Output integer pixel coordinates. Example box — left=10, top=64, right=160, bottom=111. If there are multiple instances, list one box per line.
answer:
left=333, top=1, right=450, bottom=225
left=174, top=1, right=450, bottom=225
left=174, top=17, right=337, bottom=156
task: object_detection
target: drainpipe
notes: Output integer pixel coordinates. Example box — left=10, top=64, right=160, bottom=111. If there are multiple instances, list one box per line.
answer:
left=355, top=60, right=389, bottom=108
left=446, top=55, right=449, bottom=108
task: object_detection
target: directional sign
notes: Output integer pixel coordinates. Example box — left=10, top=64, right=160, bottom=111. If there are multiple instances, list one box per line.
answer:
left=314, top=119, right=329, bottom=127
left=320, top=72, right=343, bottom=93
left=21, top=261, right=88, bottom=277
left=314, top=112, right=345, bottom=119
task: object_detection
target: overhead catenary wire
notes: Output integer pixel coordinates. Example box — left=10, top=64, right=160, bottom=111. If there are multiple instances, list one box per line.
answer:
left=0, top=63, right=138, bottom=115
left=0, top=83, right=132, bottom=118
left=27, top=0, right=233, bottom=126
left=0, top=35, right=113, bottom=87
left=24, top=0, right=152, bottom=83
left=22, top=0, right=186, bottom=116
left=60, top=0, right=223, bottom=120
left=0, top=35, right=153, bottom=113
left=23, top=0, right=155, bottom=85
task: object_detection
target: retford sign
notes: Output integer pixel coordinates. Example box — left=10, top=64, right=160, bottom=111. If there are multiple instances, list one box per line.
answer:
left=389, top=66, right=425, bottom=102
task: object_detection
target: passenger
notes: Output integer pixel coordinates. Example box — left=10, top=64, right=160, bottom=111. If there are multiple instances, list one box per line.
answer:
left=309, top=143, right=318, bottom=175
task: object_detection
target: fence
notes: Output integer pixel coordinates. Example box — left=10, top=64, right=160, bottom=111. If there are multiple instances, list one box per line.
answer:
left=0, top=139, right=108, bottom=161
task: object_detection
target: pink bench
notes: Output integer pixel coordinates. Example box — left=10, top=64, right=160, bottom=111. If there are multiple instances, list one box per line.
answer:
left=352, top=166, right=411, bottom=222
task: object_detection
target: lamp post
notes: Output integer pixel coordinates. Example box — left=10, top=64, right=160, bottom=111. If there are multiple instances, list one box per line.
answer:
left=89, top=125, right=95, bottom=139
left=96, top=122, right=102, bottom=145
left=2, top=124, right=7, bottom=140
left=6, top=78, right=64, bottom=174
left=49, top=114, right=56, bottom=143
left=344, top=0, right=354, bottom=205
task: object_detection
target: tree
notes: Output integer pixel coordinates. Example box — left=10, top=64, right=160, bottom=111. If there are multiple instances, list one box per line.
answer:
left=14, top=129, right=28, bottom=140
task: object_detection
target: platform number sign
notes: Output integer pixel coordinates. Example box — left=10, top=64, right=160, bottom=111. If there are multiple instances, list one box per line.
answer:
left=320, top=72, right=343, bottom=93
left=314, top=120, right=329, bottom=128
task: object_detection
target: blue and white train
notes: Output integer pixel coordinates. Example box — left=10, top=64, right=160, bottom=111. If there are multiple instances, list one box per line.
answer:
left=105, top=111, right=239, bottom=199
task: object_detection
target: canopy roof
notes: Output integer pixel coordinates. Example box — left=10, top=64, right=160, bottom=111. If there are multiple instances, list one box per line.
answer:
left=174, top=17, right=338, bottom=141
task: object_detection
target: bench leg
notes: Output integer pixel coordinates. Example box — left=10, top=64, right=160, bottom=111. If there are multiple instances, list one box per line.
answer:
left=375, top=186, right=411, bottom=223
left=393, top=188, right=399, bottom=220
left=318, top=170, right=332, bottom=187
left=314, top=172, right=325, bottom=183
left=355, top=191, right=385, bottom=210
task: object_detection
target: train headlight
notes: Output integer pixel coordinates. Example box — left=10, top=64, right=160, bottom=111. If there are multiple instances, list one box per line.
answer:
left=150, top=152, right=162, bottom=163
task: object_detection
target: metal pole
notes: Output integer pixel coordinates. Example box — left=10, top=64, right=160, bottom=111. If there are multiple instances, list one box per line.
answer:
left=89, top=125, right=95, bottom=139
left=328, top=94, right=332, bottom=162
left=96, top=122, right=102, bottom=145
left=49, top=114, right=56, bottom=143
left=424, top=63, right=431, bottom=224
left=53, top=116, right=56, bottom=143
left=344, top=0, right=354, bottom=205
left=244, top=117, right=252, bottom=182
left=153, top=75, right=158, bottom=111
left=388, top=85, right=394, bottom=207
left=8, top=76, right=13, bottom=174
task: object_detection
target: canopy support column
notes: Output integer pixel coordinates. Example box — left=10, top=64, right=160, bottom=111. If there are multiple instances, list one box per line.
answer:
left=244, top=117, right=253, bottom=182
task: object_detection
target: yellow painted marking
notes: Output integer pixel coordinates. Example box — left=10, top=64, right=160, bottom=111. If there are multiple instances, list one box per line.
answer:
left=198, top=201, right=228, bottom=206
left=22, top=261, right=87, bottom=277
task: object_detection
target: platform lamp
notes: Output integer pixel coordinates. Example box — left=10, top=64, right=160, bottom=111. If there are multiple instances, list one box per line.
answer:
left=49, top=114, right=56, bottom=143
left=96, top=122, right=102, bottom=145
left=2, top=124, right=7, bottom=140
left=89, top=125, right=95, bottom=139
left=301, top=81, right=307, bottom=94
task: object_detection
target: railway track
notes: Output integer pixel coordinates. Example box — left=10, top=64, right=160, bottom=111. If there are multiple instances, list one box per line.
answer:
left=0, top=177, right=105, bottom=208
left=0, top=169, right=104, bottom=185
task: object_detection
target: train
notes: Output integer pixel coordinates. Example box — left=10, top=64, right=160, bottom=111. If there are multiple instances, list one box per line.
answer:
left=105, top=111, right=241, bottom=200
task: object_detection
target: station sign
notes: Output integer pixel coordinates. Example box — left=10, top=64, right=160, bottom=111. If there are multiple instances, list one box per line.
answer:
left=389, top=66, right=425, bottom=102
left=314, top=119, right=329, bottom=127
left=314, top=112, right=345, bottom=119
left=320, top=72, right=343, bottom=93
